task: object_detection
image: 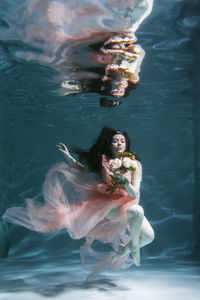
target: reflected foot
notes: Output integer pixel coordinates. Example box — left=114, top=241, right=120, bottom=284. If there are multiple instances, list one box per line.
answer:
left=61, top=80, right=81, bottom=91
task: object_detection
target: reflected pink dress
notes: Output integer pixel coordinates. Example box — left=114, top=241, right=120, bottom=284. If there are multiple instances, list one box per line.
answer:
left=3, top=155, right=141, bottom=270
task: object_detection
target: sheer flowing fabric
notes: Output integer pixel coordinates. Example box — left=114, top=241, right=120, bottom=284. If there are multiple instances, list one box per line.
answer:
left=3, top=161, right=139, bottom=270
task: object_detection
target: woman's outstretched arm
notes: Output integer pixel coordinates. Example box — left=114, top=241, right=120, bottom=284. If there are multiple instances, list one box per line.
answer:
left=57, top=143, right=84, bottom=170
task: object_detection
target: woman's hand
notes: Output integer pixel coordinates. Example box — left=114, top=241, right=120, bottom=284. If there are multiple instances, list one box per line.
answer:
left=114, top=173, right=129, bottom=185
left=114, top=173, right=138, bottom=198
left=57, top=143, right=84, bottom=170
left=106, top=172, right=129, bottom=194
left=57, top=143, right=70, bottom=157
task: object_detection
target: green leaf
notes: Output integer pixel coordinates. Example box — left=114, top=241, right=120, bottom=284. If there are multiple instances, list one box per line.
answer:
left=129, top=166, right=136, bottom=172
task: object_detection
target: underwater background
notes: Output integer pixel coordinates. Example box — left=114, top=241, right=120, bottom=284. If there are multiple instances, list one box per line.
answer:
left=0, top=0, right=200, bottom=299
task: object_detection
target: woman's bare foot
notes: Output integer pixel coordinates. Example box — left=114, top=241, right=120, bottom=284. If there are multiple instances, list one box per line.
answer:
left=111, top=244, right=130, bottom=263
left=111, top=242, right=140, bottom=266
left=129, top=243, right=140, bottom=266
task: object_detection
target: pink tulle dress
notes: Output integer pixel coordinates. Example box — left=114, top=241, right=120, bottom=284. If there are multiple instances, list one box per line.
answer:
left=3, top=155, right=141, bottom=271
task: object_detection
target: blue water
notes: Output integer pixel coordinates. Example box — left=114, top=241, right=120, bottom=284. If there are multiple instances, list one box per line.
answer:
left=0, top=0, right=200, bottom=299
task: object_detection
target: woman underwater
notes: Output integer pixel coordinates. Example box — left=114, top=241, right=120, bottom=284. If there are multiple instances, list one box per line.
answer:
left=3, top=126, right=154, bottom=270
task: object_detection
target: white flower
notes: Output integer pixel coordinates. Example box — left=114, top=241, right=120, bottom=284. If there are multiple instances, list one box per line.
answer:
left=122, top=157, right=132, bottom=168
left=111, top=158, right=122, bottom=170
left=131, top=160, right=137, bottom=169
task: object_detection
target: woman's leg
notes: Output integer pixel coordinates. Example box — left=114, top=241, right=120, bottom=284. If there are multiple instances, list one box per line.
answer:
left=106, top=206, right=121, bottom=220
left=111, top=205, right=154, bottom=265
left=139, top=215, right=155, bottom=247
left=126, top=204, right=144, bottom=266
left=111, top=204, right=143, bottom=265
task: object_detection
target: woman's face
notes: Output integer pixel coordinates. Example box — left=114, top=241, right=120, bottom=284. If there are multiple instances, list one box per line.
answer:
left=111, top=134, right=126, bottom=157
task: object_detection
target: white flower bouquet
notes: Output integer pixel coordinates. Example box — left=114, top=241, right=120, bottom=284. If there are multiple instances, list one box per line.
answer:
left=106, top=152, right=137, bottom=193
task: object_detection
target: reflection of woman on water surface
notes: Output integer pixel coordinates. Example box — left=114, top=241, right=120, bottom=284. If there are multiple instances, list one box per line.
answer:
left=3, top=127, right=154, bottom=270
left=16, top=0, right=149, bottom=103
left=61, top=32, right=145, bottom=100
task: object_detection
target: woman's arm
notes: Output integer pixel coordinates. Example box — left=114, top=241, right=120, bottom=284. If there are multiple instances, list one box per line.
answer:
left=57, top=143, right=84, bottom=170
left=124, top=160, right=142, bottom=198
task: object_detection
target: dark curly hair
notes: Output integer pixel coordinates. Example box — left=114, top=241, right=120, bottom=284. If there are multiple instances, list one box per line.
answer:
left=73, top=126, right=140, bottom=174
